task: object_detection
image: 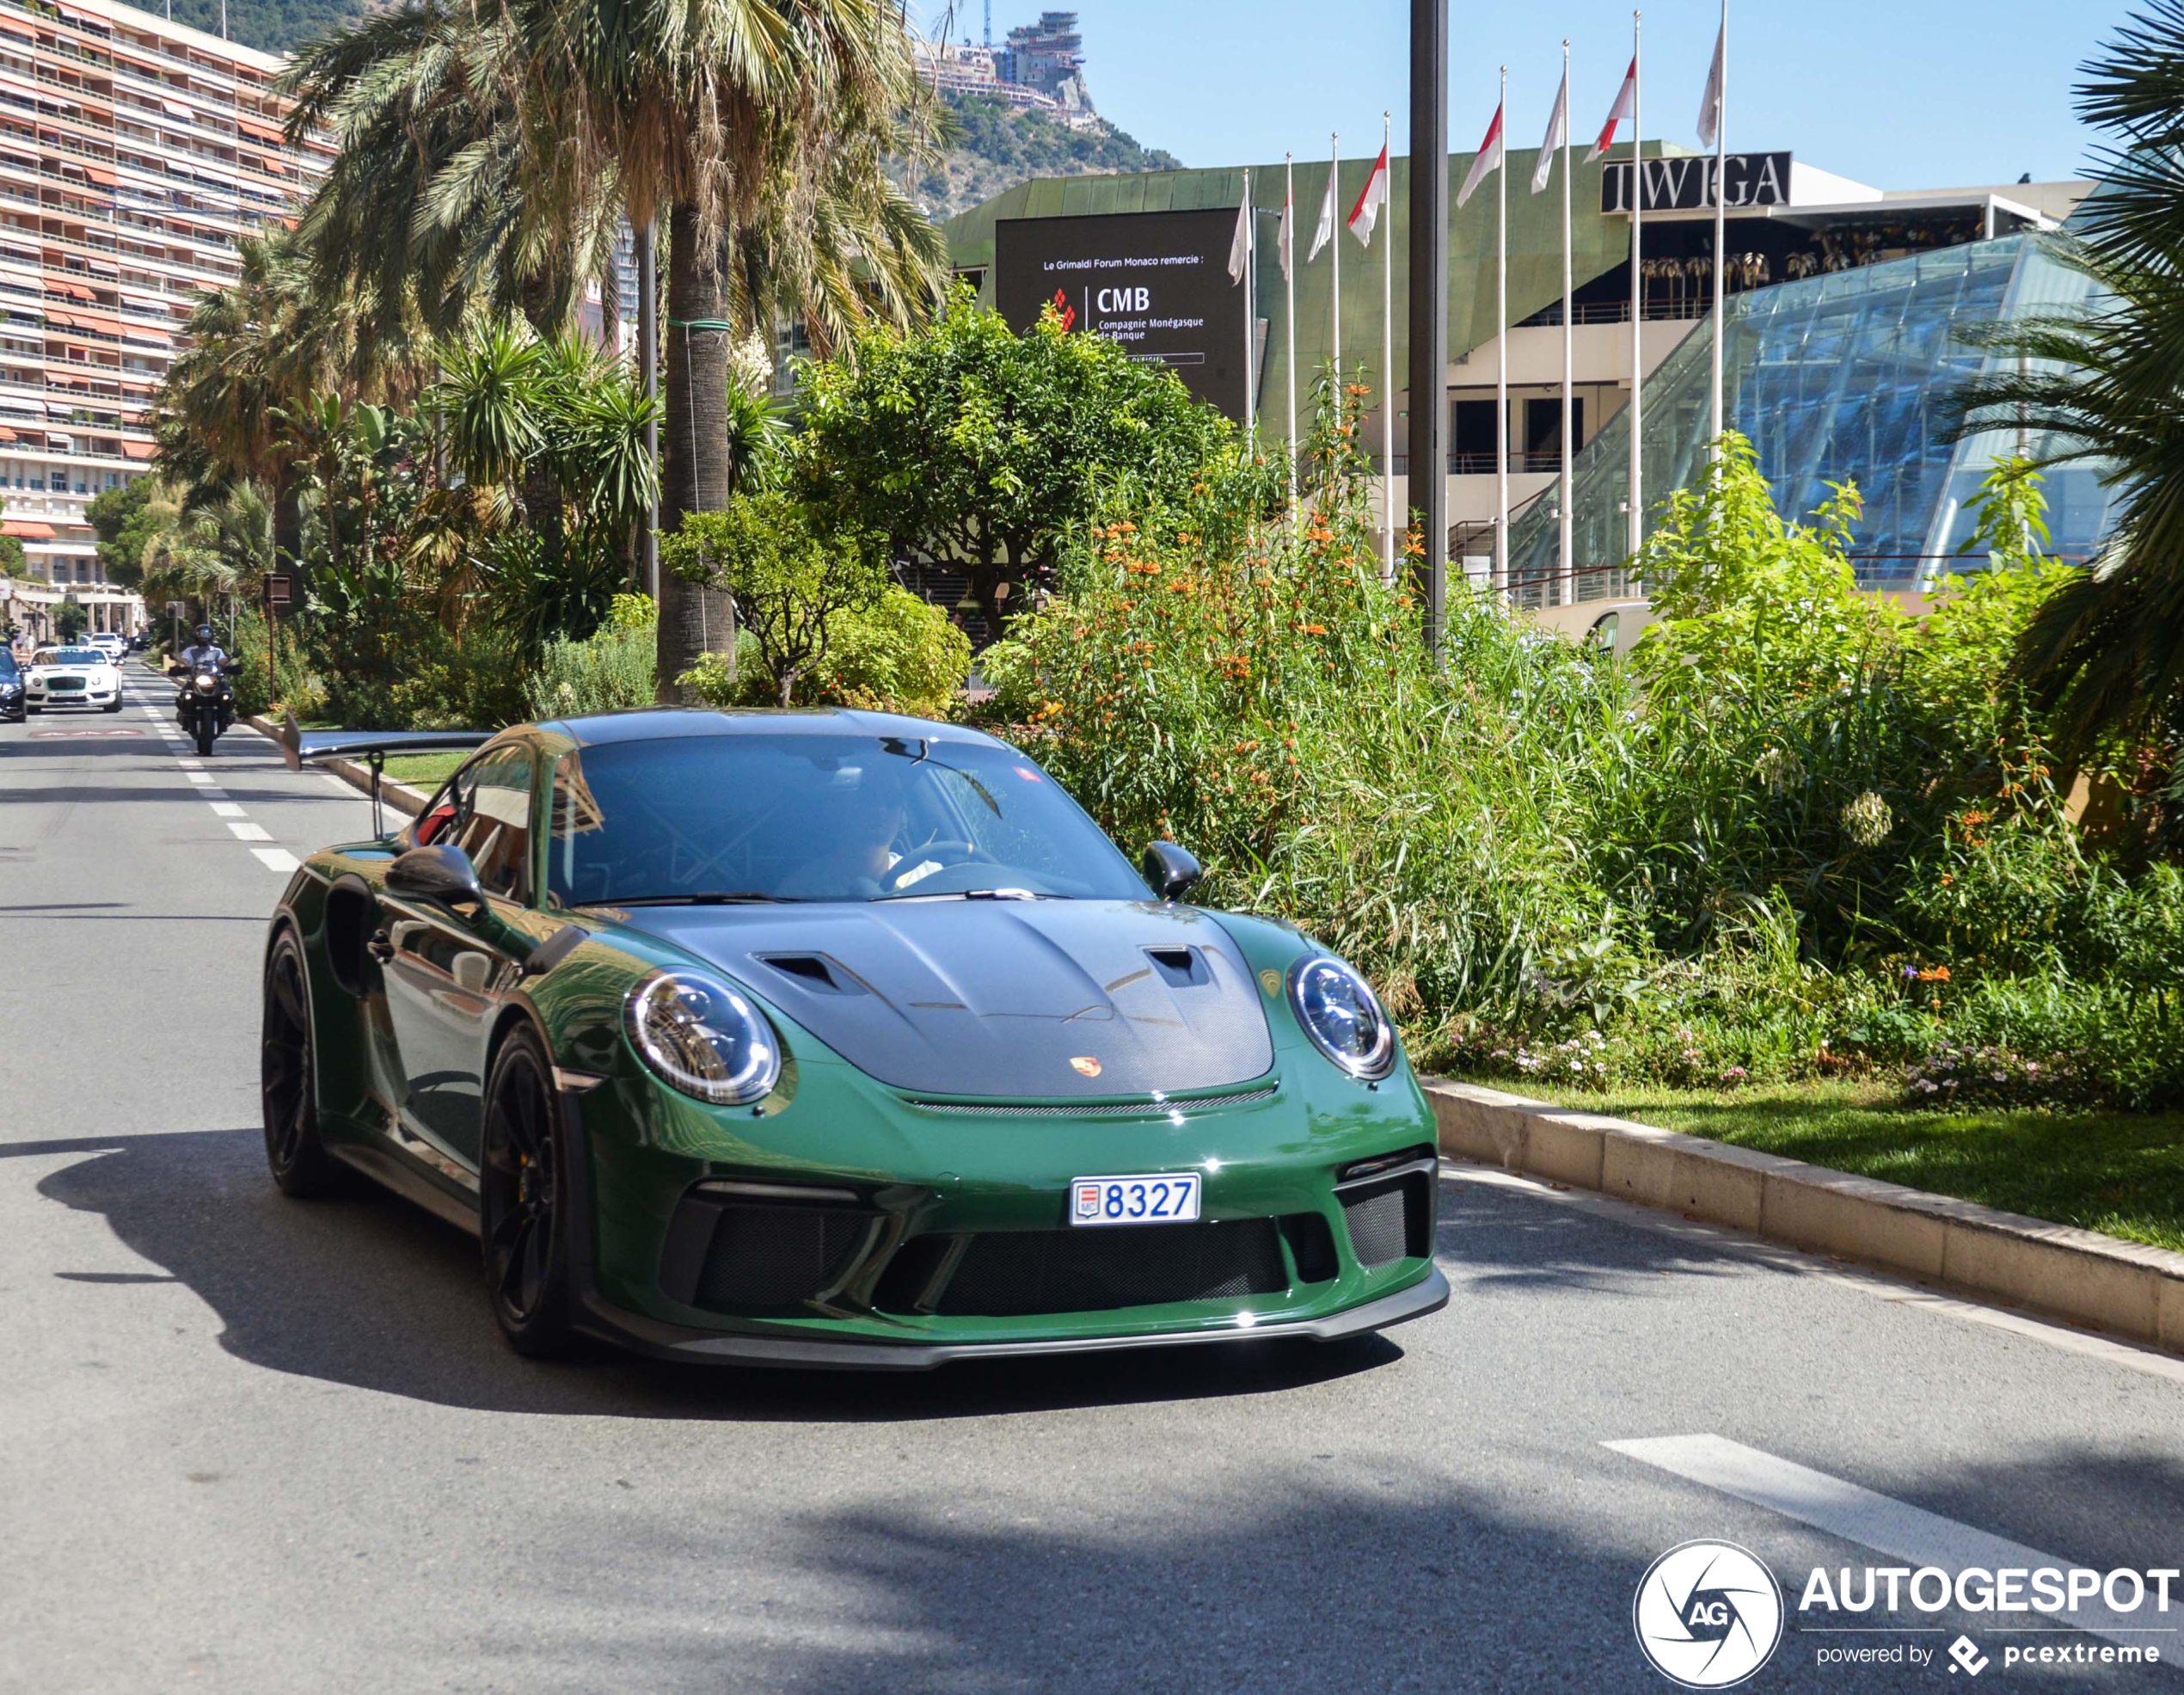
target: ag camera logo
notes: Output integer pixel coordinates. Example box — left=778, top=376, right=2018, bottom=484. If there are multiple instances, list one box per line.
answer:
left=1634, top=1540, right=1785, bottom=1687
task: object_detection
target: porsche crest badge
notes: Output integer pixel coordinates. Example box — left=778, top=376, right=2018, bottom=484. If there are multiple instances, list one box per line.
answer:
left=1069, top=1056, right=1102, bottom=1078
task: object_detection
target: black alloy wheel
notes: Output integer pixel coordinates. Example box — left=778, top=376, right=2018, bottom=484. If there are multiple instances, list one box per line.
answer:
left=480, top=1028, right=575, bottom=1355
left=261, top=930, right=343, bottom=1196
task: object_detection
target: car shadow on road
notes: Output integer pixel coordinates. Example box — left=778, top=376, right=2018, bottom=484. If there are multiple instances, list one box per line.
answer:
left=1434, top=1172, right=1749, bottom=1297
left=15, top=1127, right=1405, bottom=1423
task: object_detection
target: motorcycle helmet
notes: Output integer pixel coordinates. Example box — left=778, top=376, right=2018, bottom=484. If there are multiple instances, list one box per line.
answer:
left=194, top=624, right=212, bottom=642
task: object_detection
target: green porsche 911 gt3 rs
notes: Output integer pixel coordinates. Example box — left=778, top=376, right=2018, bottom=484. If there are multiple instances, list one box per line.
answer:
left=265, top=708, right=1448, bottom=1366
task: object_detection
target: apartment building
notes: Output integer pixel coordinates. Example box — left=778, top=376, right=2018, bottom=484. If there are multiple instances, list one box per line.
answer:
left=0, top=0, right=325, bottom=638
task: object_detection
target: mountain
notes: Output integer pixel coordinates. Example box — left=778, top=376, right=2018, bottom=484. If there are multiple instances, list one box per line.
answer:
left=118, top=0, right=364, bottom=55
left=912, top=94, right=1181, bottom=222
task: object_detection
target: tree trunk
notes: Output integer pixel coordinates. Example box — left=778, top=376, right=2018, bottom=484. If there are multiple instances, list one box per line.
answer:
left=656, top=201, right=739, bottom=703
left=273, top=478, right=302, bottom=576
left=515, top=275, right=566, bottom=585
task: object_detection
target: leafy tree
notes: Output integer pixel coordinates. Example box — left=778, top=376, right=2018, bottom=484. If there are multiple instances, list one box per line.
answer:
left=0, top=533, right=22, bottom=577
left=661, top=493, right=885, bottom=706
left=86, top=478, right=162, bottom=590
left=53, top=596, right=86, bottom=643
left=1949, top=4, right=2184, bottom=759
left=154, top=235, right=395, bottom=567
left=797, top=287, right=1235, bottom=636
left=280, top=0, right=948, bottom=703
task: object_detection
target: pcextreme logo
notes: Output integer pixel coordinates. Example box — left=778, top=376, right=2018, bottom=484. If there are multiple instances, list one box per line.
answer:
left=1634, top=1540, right=1786, bottom=1688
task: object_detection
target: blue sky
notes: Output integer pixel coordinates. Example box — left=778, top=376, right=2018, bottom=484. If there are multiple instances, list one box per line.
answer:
left=929, top=3, right=2124, bottom=190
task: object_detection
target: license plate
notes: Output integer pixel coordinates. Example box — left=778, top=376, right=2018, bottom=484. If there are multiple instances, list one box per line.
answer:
left=1070, top=1172, right=1201, bottom=1226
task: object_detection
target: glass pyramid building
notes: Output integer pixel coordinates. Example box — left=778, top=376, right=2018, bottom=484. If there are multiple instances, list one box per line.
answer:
left=1506, top=231, right=2121, bottom=605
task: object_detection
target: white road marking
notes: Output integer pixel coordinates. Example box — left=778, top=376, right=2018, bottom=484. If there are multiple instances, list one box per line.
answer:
left=184, top=772, right=214, bottom=785
left=225, top=821, right=272, bottom=842
left=208, top=801, right=243, bottom=818
left=1603, top=1435, right=2178, bottom=1649
left=198, top=787, right=229, bottom=801
left=249, top=847, right=299, bottom=873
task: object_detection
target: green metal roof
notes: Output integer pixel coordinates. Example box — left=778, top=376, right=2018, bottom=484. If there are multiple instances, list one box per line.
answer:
left=944, top=143, right=1696, bottom=414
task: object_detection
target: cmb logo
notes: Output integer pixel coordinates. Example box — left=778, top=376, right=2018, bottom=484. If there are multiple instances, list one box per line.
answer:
left=1633, top=1541, right=1785, bottom=1688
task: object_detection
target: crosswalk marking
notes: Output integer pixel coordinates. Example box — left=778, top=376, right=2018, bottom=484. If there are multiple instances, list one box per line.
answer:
left=250, top=847, right=300, bottom=874
left=225, top=821, right=272, bottom=842
left=1603, top=1435, right=2178, bottom=1649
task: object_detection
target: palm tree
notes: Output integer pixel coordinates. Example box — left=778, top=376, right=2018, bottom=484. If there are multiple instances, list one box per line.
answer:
left=154, top=238, right=334, bottom=566
left=1952, top=3, right=2184, bottom=758
left=284, top=0, right=945, bottom=701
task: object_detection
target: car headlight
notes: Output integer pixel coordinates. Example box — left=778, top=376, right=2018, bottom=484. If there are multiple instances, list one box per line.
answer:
left=1288, top=957, right=1396, bottom=1080
left=625, top=972, right=782, bottom=1105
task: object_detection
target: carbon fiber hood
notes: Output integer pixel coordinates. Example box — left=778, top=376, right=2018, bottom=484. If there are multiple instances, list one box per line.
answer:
left=618, top=900, right=1274, bottom=1098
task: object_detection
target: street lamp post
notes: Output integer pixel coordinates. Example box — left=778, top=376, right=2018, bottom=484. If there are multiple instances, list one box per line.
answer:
left=1408, top=0, right=1449, bottom=654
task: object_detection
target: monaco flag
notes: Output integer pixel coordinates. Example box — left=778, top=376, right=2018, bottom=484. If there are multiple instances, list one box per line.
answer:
left=1347, top=142, right=1389, bottom=247
left=1697, top=21, right=1725, bottom=149
left=1456, top=102, right=1504, bottom=209
left=1587, top=56, right=1636, bottom=162
left=1308, top=155, right=1337, bottom=262
left=1531, top=65, right=1568, bottom=193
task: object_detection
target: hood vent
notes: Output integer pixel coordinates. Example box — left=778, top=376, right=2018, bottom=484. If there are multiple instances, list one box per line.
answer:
left=757, top=953, right=864, bottom=995
left=1144, top=946, right=1210, bottom=987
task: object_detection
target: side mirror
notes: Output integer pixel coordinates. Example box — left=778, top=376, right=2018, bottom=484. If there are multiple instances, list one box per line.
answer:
left=1142, top=840, right=1203, bottom=903
left=387, top=844, right=484, bottom=910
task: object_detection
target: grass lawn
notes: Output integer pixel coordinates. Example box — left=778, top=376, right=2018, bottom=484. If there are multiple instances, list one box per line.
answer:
left=1520, top=1078, right=2184, bottom=1255
left=382, top=751, right=467, bottom=789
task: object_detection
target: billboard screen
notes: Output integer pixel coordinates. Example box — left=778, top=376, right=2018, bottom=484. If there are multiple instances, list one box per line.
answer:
left=995, top=208, right=1250, bottom=421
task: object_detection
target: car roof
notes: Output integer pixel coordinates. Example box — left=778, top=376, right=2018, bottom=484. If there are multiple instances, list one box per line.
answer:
left=537, top=705, right=1009, bottom=753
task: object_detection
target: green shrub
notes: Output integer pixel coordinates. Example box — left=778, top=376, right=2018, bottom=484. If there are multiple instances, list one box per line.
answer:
left=522, top=595, right=658, bottom=720
left=977, top=396, right=2184, bottom=1109
left=227, top=605, right=327, bottom=721
left=678, top=586, right=972, bottom=718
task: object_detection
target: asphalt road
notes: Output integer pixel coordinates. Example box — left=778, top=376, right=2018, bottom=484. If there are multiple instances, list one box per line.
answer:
left=4, top=666, right=2184, bottom=1693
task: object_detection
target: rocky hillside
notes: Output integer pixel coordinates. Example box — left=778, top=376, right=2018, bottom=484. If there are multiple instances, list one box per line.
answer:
left=911, top=94, right=1181, bottom=221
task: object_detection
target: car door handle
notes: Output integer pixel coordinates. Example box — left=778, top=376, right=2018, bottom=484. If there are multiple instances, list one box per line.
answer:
left=367, top=929, right=395, bottom=964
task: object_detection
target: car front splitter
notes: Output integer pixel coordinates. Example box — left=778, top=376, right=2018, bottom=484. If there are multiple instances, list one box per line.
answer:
left=582, top=1267, right=1451, bottom=1371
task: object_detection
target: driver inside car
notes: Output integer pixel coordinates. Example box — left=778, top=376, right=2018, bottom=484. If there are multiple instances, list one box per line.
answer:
left=778, top=771, right=910, bottom=899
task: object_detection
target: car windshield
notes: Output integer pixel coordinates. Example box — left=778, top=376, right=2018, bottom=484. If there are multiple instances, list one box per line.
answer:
left=37, top=649, right=99, bottom=666
left=0, top=652, right=15, bottom=676
left=548, top=733, right=1150, bottom=907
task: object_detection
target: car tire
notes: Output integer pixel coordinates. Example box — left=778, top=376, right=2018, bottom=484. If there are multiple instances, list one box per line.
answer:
left=261, top=929, right=346, bottom=1197
left=480, top=1026, right=576, bottom=1357
left=103, top=698, right=121, bottom=714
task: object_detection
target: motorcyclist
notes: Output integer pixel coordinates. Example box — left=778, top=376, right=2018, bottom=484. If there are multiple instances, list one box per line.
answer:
left=179, top=624, right=228, bottom=672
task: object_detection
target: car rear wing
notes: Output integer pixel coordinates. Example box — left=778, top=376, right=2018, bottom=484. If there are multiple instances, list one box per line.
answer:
left=279, top=712, right=493, bottom=839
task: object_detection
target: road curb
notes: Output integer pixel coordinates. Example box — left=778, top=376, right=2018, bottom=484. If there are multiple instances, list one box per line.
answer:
left=243, top=715, right=431, bottom=818
left=1421, top=1078, right=2184, bottom=1358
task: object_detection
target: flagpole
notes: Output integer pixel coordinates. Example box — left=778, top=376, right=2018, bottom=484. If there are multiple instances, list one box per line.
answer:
left=1559, top=40, right=1574, bottom=608
left=1381, top=110, right=1395, bottom=583
left=1331, top=135, right=1341, bottom=384
left=1243, top=167, right=1255, bottom=445
left=1495, top=65, right=1508, bottom=596
left=1285, top=153, right=1298, bottom=519
left=1629, top=10, right=1644, bottom=562
left=1709, top=0, right=1727, bottom=458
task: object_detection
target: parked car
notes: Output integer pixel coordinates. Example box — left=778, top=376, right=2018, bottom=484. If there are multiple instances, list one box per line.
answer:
left=0, top=648, right=21, bottom=722
left=24, top=646, right=123, bottom=714
left=267, top=709, right=1448, bottom=1366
